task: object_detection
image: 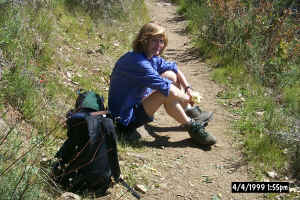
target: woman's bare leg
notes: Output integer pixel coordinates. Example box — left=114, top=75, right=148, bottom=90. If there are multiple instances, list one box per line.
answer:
left=161, top=71, right=190, bottom=109
left=142, top=84, right=190, bottom=125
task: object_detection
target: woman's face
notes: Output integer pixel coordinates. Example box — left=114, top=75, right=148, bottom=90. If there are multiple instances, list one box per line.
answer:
left=146, top=35, right=165, bottom=59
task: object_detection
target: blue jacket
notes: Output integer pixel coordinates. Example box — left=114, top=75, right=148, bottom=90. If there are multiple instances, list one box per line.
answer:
left=108, top=51, right=178, bottom=126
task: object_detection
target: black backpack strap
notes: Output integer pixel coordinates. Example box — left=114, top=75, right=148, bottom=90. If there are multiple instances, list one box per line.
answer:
left=86, top=115, right=102, bottom=143
left=101, top=117, right=121, bottom=180
left=59, top=114, right=104, bottom=174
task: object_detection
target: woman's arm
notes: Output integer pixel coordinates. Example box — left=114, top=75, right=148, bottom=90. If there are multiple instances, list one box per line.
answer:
left=176, top=69, right=194, bottom=104
left=177, top=69, right=190, bottom=91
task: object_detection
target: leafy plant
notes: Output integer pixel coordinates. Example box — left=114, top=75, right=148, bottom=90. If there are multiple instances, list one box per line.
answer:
left=175, top=1, right=300, bottom=180
left=0, top=0, right=149, bottom=199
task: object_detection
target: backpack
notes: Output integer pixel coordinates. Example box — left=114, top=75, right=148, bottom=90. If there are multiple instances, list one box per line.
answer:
left=74, top=90, right=105, bottom=112
left=51, top=90, right=120, bottom=196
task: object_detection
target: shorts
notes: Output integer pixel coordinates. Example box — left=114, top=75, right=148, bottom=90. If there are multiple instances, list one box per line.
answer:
left=117, top=103, right=153, bottom=131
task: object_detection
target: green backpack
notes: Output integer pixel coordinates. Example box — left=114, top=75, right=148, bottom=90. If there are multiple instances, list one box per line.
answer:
left=75, top=90, right=105, bottom=112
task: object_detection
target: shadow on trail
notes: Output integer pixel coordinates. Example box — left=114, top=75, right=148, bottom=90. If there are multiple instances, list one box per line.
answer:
left=166, top=15, right=187, bottom=35
left=167, top=15, right=185, bottom=23
left=165, top=46, right=206, bottom=64
left=140, top=124, right=212, bottom=151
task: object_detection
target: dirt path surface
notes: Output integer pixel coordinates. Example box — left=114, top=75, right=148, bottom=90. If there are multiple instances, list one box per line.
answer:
left=134, top=1, right=263, bottom=200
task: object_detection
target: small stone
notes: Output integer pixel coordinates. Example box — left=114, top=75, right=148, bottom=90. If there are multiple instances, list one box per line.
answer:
left=119, top=161, right=125, bottom=166
left=214, top=143, right=223, bottom=148
left=267, top=171, right=277, bottom=178
left=66, top=71, right=72, bottom=79
left=113, top=42, right=120, bottom=47
left=135, top=184, right=147, bottom=194
left=58, top=192, right=81, bottom=200
left=87, top=49, right=95, bottom=54
left=159, top=183, right=168, bottom=189
left=256, top=111, right=265, bottom=116
left=290, top=187, right=299, bottom=193
left=41, top=157, right=48, bottom=162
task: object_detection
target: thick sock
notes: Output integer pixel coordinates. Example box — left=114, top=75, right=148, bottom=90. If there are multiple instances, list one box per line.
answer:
left=183, top=118, right=193, bottom=128
left=184, top=104, right=192, bottom=111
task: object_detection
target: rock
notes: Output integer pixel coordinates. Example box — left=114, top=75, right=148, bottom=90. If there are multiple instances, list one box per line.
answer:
left=57, top=192, right=81, bottom=200
left=119, top=160, right=126, bottom=166
left=135, top=184, right=147, bottom=194
left=86, top=49, right=95, bottom=54
left=159, top=183, right=168, bottom=189
left=263, top=178, right=270, bottom=182
left=113, top=42, right=120, bottom=47
left=267, top=171, right=277, bottom=178
left=66, top=71, right=72, bottom=79
left=256, top=111, right=265, bottom=116
left=290, top=187, right=300, bottom=193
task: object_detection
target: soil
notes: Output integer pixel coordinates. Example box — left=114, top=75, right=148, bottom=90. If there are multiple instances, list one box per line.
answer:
left=99, top=0, right=263, bottom=200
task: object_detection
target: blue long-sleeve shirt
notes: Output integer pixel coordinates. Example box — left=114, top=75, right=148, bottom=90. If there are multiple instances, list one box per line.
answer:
left=108, top=51, right=178, bottom=126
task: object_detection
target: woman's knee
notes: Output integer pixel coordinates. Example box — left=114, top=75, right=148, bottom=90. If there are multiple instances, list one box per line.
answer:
left=161, top=70, right=178, bottom=83
left=167, top=84, right=189, bottom=102
left=142, top=91, right=167, bottom=116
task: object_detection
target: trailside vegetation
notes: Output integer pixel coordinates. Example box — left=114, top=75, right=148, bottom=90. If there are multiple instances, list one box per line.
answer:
left=0, top=0, right=148, bottom=199
left=172, top=0, right=300, bottom=196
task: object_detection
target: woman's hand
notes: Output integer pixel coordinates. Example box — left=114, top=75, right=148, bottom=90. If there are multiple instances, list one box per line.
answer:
left=185, top=87, right=194, bottom=106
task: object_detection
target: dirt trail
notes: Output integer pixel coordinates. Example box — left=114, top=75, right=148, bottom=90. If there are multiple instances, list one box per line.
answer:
left=96, top=1, right=263, bottom=199
left=131, top=1, right=263, bottom=199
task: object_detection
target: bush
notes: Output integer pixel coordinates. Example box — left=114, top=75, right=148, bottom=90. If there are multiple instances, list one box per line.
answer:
left=174, top=0, right=300, bottom=185
left=0, top=0, right=149, bottom=199
left=177, top=0, right=300, bottom=88
left=282, top=86, right=300, bottom=116
left=64, top=0, right=139, bottom=24
left=0, top=121, right=51, bottom=200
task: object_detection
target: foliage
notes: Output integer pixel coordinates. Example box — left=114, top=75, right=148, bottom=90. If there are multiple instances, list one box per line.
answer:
left=0, top=126, right=51, bottom=200
left=175, top=0, right=300, bottom=178
left=64, top=0, right=132, bottom=23
left=177, top=0, right=299, bottom=88
left=3, top=69, right=40, bottom=120
left=0, top=0, right=148, bottom=199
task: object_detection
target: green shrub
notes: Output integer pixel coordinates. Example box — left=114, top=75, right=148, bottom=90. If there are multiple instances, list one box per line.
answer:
left=176, top=0, right=299, bottom=88
left=245, top=132, right=287, bottom=171
left=0, top=126, right=49, bottom=200
left=3, top=69, right=40, bottom=120
left=174, top=0, right=299, bottom=181
left=0, top=0, right=149, bottom=199
left=212, top=64, right=249, bottom=86
left=282, top=86, right=300, bottom=116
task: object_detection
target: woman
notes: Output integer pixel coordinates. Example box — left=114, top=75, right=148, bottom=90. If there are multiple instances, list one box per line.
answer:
left=108, top=22, right=216, bottom=146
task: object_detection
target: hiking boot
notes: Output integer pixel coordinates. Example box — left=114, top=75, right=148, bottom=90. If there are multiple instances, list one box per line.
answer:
left=185, top=106, right=213, bottom=125
left=185, top=120, right=216, bottom=146
left=125, top=129, right=141, bottom=141
left=116, top=126, right=141, bottom=142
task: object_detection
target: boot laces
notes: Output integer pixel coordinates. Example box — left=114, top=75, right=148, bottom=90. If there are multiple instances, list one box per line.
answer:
left=190, top=121, right=208, bottom=137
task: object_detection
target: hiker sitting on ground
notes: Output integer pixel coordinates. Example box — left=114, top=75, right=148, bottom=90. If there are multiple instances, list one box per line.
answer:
left=108, top=21, right=216, bottom=146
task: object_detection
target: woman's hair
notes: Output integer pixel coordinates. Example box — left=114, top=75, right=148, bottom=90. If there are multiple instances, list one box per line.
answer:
left=132, top=21, right=168, bottom=55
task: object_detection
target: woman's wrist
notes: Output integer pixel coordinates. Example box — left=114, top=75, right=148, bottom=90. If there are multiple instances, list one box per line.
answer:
left=184, top=85, right=192, bottom=93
